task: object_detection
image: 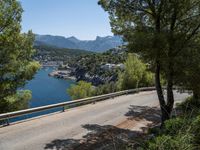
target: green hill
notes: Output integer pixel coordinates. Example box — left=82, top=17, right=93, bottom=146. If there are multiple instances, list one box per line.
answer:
left=34, top=43, right=94, bottom=63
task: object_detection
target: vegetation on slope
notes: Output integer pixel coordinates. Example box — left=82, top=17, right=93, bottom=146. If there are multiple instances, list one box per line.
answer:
left=117, top=53, right=155, bottom=90
left=144, top=96, right=200, bottom=150
left=34, top=43, right=95, bottom=63
left=67, top=53, right=155, bottom=100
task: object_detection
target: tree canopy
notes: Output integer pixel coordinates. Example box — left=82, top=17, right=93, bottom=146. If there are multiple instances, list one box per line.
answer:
left=99, top=0, right=200, bottom=124
left=0, top=0, right=40, bottom=113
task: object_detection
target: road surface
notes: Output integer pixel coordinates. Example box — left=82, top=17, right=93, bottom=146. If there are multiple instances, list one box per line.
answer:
left=0, top=91, right=189, bottom=150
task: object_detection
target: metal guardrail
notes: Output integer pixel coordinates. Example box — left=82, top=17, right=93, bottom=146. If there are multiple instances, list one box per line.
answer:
left=0, top=87, right=156, bottom=123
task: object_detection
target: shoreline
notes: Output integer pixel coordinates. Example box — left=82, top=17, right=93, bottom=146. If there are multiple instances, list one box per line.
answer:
left=49, top=70, right=76, bottom=81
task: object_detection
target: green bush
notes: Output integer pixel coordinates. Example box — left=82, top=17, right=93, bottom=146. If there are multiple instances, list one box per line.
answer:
left=177, top=96, right=200, bottom=116
left=67, top=81, right=94, bottom=100
left=94, top=82, right=119, bottom=96
left=191, top=115, right=200, bottom=145
left=143, top=97, right=200, bottom=150
left=0, top=90, right=31, bottom=114
left=140, top=71, right=155, bottom=87
left=146, top=134, right=194, bottom=150
left=163, top=117, right=189, bottom=135
left=117, top=53, right=154, bottom=90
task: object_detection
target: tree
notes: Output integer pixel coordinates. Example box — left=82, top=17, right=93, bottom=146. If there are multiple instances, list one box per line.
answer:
left=117, top=53, right=146, bottom=90
left=99, top=0, right=200, bottom=124
left=0, top=90, right=32, bottom=113
left=67, top=81, right=94, bottom=100
left=175, top=38, right=200, bottom=100
left=0, top=0, right=40, bottom=113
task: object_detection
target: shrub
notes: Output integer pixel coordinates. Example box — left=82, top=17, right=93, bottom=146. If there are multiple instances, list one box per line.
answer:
left=67, top=81, right=94, bottom=100
left=94, top=82, right=119, bottom=96
left=0, top=90, right=31, bottom=114
left=146, top=134, right=194, bottom=150
left=163, top=117, right=189, bottom=135
left=177, top=96, right=200, bottom=116
left=143, top=97, right=200, bottom=150
left=191, top=115, right=200, bottom=145
left=117, top=53, right=153, bottom=90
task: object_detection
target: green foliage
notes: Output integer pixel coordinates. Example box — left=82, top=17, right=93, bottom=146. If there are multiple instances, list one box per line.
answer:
left=146, top=134, right=194, bottom=150
left=117, top=53, right=154, bottom=90
left=67, top=80, right=120, bottom=100
left=175, top=44, right=200, bottom=99
left=177, top=96, right=200, bottom=116
left=99, top=0, right=200, bottom=66
left=145, top=114, right=200, bottom=150
left=71, top=47, right=126, bottom=78
left=67, top=81, right=94, bottom=100
left=163, top=117, right=189, bottom=136
left=140, top=71, right=155, bottom=87
left=0, top=90, right=31, bottom=113
left=191, top=116, right=200, bottom=145
left=34, top=44, right=94, bottom=63
left=99, top=0, right=200, bottom=148
left=99, top=0, right=200, bottom=123
left=94, top=82, right=119, bottom=95
left=0, top=0, right=40, bottom=113
left=144, top=97, right=200, bottom=150
left=117, top=53, right=145, bottom=90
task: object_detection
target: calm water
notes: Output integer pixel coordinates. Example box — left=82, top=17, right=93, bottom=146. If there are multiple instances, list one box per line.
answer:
left=11, top=67, right=75, bottom=122
left=26, top=67, right=74, bottom=108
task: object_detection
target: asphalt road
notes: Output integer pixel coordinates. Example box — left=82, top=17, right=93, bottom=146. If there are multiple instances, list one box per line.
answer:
left=0, top=91, right=189, bottom=150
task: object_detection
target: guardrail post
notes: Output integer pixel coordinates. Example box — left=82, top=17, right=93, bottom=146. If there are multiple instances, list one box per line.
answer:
left=92, top=100, right=96, bottom=104
left=62, top=106, right=65, bottom=112
left=6, top=118, right=10, bottom=126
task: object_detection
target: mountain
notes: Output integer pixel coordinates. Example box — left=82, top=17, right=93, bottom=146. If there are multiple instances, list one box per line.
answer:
left=35, top=34, right=123, bottom=52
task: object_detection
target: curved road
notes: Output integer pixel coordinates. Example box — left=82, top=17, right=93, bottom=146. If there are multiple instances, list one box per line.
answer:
left=0, top=91, right=189, bottom=150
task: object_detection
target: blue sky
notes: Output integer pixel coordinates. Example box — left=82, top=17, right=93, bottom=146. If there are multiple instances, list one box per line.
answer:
left=20, top=0, right=113, bottom=40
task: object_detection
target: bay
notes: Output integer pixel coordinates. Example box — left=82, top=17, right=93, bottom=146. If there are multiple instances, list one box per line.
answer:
left=26, top=67, right=74, bottom=108
left=11, top=67, right=75, bottom=122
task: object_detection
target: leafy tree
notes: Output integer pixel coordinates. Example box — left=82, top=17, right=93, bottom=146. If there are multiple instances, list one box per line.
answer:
left=67, top=81, right=94, bottom=100
left=175, top=39, right=200, bottom=100
left=0, top=90, right=32, bottom=113
left=0, top=0, right=40, bottom=113
left=99, top=0, right=200, bottom=124
left=117, top=53, right=146, bottom=90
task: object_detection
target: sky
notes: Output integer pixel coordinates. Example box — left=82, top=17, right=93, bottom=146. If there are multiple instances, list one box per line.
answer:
left=19, top=0, right=113, bottom=40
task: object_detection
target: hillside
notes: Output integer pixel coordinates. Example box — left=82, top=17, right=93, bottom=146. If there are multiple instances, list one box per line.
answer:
left=35, top=34, right=123, bottom=52
left=66, top=47, right=127, bottom=85
left=34, top=44, right=94, bottom=63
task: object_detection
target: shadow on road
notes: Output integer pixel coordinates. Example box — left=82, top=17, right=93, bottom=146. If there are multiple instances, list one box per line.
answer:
left=45, top=105, right=161, bottom=150
left=44, top=139, right=80, bottom=150
left=125, top=105, right=161, bottom=125
left=44, top=124, right=144, bottom=150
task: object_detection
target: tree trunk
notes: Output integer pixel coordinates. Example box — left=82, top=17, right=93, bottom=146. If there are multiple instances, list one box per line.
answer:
left=155, top=61, right=167, bottom=126
left=165, top=61, right=174, bottom=120
left=193, top=90, right=199, bottom=100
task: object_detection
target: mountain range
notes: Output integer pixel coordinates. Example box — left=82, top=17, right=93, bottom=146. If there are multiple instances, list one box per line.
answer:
left=35, top=34, right=123, bottom=52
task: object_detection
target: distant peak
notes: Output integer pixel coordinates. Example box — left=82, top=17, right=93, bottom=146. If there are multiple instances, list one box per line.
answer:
left=96, top=36, right=102, bottom=40
left=68, top=36, right=79, bottom=40
left=67, top=36, right=80, bottom=43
